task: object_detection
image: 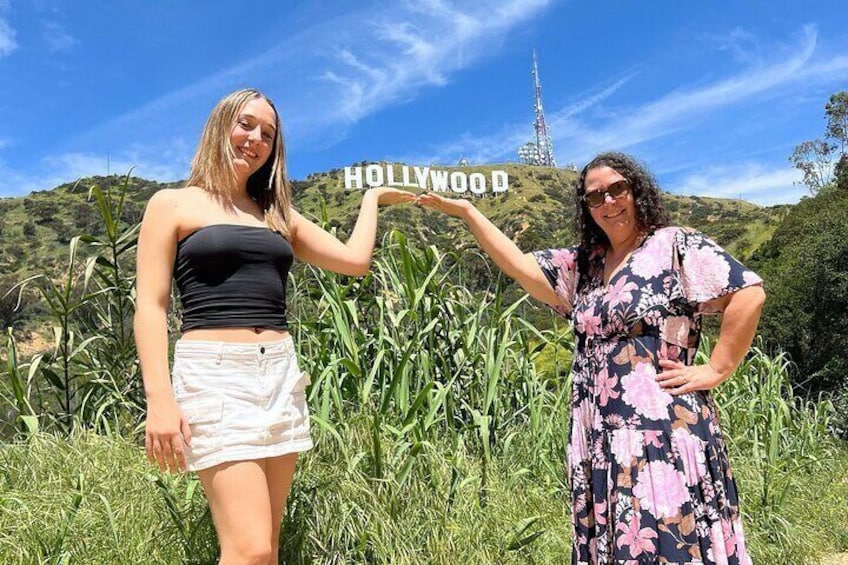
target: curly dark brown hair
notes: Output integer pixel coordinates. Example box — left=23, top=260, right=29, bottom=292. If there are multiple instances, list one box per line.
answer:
left=574, top=152, right=669, bottom=249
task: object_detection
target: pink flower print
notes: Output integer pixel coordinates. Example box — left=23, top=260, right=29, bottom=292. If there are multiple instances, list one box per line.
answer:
left=659, top=342, right=683, bottom=365
left=652, top=227, right=677, bottom=248
left=632, top=461, right=690, bottom=519
left=596, top=367, right=620, bottom=407
left=662, top=316, right=690, bottom=347
left=644, top=430, right=664, bottom=448
left=605, top=277, right=639, bottom=308
left=672, top=428, right=707, bottom=486
left=569, top=399, right=593, bottom=462
left=708, top=520, right=729, bottom=564
left=616, top=512, right=658, bottom=558
left=549, top=249, right=577, bottom=302
left=681, top=244, right=731, bottom=303
left=611, top=429, right=644, bottom=466
left=743, top=270, right=763, bottom=287
left=594, top=500, right=608, bottom=526
left=621, top=362, right=673, bottom=421
left=734, top=516, right=753, bottom=565
left=630, top=241, right=666, bottom=279
left=576, top=309, right=602, bottom=336
left=550, top=248, right=576, bottom=271
left=573, top=492, right=587, bottom=514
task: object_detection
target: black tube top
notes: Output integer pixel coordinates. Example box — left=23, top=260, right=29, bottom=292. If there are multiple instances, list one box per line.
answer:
left=173, top=224, right=294, bottom=332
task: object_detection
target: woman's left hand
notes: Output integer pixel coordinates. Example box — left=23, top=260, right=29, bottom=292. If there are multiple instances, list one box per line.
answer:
left=366, top=186, right=417, bottom=206
left=655, top=359, right=725, bottom=395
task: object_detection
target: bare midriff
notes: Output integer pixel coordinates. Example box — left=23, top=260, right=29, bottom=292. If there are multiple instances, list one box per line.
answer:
left=180, top=327, right=290, bottom=343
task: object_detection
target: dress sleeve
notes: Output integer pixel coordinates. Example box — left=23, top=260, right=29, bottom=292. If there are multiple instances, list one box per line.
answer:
left=531, top=246, right=579, bottom=316
left=674, top=228, right=764, bottom=314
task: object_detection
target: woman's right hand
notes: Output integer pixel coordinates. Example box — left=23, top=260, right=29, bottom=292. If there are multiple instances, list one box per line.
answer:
left=145, top=397, right=191, bottom=473
left=416, top=192, right=475, bottom=219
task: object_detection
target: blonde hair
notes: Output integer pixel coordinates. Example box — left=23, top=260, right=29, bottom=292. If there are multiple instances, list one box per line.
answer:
left=187, top=88, right=292, bottom=238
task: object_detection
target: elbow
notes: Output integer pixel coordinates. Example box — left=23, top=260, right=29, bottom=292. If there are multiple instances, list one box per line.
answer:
left=344, top=260, right=372, bottom=277
left=739, top=285, right=766, bottom=315
left=752, top=284, right=766, bottom=308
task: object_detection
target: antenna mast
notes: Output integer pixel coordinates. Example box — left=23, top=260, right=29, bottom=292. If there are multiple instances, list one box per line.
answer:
left=519, top=50, right=556, bottom=167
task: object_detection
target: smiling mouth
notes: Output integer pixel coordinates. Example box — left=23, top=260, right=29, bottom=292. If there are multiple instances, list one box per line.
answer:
left=238, top=146, right=259, bottom=159
left=603, top=209, right=625, bottom=220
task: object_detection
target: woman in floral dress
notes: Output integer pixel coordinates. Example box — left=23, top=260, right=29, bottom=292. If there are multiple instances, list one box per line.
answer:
left=418, top=152, right=765, bottom=564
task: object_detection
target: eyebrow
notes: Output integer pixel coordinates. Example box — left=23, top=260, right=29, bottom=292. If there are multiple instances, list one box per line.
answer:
left=239, top=113, right=277, bottom=133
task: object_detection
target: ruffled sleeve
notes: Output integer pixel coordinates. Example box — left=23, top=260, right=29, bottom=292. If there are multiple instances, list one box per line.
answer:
left=674, top=228, right=763, bottom=314
left=531, top=246, right=580, bottom=316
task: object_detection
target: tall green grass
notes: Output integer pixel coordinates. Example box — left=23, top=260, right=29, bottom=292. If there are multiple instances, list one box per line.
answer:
left=1, top=184, right=847, bottom=563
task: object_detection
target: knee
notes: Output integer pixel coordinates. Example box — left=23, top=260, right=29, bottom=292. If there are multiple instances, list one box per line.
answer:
left=222, top=540, right=274, bottom=565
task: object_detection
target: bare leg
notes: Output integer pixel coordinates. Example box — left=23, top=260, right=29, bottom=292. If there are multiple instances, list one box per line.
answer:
left=265, top=453, right=298, bottom=564
left=198, top=460, right=273, bottom=565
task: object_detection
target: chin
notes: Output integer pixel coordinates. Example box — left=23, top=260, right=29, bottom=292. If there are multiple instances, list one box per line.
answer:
left=234, top=161, right=253, bottom=174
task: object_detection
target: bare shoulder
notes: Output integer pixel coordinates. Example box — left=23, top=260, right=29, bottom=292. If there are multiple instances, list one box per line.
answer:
left=288, top=207, right=306, bottom=243
left=145, top=186, right=205, bottom=217
left=141, top=188, right=205, bottom=241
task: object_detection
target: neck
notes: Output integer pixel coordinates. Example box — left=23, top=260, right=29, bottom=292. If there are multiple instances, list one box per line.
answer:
left=235, top=174, right=249, bottom=197
left=607, top=229, right=643, bottom=256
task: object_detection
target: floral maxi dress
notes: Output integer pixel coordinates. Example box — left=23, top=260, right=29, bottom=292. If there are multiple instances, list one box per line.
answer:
left=533, top=227, right=761, bottom=565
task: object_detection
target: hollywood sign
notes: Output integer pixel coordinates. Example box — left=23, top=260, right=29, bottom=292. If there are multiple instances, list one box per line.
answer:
left=344, top=165, right=509, bottom=194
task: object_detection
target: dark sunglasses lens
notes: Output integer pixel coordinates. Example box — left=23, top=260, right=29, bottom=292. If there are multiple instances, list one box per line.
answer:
left=609, top=181, right=629, bottom=198
left=585, top=192, right=605, bottom=207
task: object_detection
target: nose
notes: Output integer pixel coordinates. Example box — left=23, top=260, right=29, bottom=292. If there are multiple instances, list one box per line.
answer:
left=248, top=125, right=263, bottom=142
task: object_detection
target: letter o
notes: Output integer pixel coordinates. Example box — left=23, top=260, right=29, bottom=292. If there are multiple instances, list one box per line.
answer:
left=469, top=173, right=487, bottom=194
left=366, top=164, right=384, bottom=187
left=450, top=172, right=468, bottom=193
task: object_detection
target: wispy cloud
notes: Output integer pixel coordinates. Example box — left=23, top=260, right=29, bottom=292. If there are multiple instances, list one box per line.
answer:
left=0, top=1, right=16, bottom=58
left=393, top=24, right=846, bottom=205
left=566, top=26, right=830, bottom=157
left=318, top=0, right=552, bottom=127
left=72, top=0, right=551, bottom=151
left=700, top=27, right=762, bottom=65
left=43, top=21, right=77, bottom=52
left=0, top=142, right=191, bottom=197
left=391, top=72, right=635, bottom=166
left=671, top=162, right=805, bottom=206
left=422, top=25, right=843, bottom=165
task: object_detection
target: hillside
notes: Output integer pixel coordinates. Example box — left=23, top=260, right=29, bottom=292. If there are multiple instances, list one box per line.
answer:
left=0, top=163, right=783, bottom=305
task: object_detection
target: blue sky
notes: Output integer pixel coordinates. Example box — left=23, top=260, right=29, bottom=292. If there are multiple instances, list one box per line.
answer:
left=0, top=0, right=846, bottom=205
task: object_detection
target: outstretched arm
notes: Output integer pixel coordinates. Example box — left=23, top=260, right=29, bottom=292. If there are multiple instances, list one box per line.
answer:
left=291, top=187, right=414, bottom=276
left=417, top=192, right=564, bottom=309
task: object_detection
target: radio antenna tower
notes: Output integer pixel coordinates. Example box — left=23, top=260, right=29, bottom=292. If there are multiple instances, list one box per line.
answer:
left=518, top=50, right=556, bottom=167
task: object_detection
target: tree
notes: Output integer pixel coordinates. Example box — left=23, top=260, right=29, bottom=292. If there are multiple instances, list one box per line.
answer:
left=789, top=91, right=848, bottom=194
left=836, top=153, right=848, bottom=191
left=751, top=188, right=848, bottom=392
left=790, top=139, right=834, bottom=194
left=825, top=91, right=848, bottom=155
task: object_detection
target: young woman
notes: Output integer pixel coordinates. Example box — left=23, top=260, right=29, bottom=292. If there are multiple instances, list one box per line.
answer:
left=134, top=88, right=413, bottom=565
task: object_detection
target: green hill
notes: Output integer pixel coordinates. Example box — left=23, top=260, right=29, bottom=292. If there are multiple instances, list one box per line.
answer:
left=0, top=163, right=784, bottom=334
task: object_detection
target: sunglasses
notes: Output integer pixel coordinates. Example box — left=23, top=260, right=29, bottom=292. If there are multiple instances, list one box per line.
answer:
left=583, top=180, right=630, bottom=209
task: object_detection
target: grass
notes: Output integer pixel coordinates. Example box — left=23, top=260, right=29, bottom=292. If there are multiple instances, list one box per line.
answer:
left=1, top=177, right=844, bottom=564
left=1, top=401, right=846, bottom=564
left=0, top=424, right=573, bottom=564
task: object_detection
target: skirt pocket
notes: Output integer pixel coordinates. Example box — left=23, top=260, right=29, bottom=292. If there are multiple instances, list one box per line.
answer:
left=267, top=370, right=312, bottom=443
left=179, top=393, right=225, bottom=458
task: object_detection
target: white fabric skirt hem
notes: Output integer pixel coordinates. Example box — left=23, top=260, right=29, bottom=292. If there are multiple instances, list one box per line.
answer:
left=187, top=437, right=314, bottom=472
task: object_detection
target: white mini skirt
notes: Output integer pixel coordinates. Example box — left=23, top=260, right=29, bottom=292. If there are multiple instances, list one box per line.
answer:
left=171, top=336, right=313, bottom=472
